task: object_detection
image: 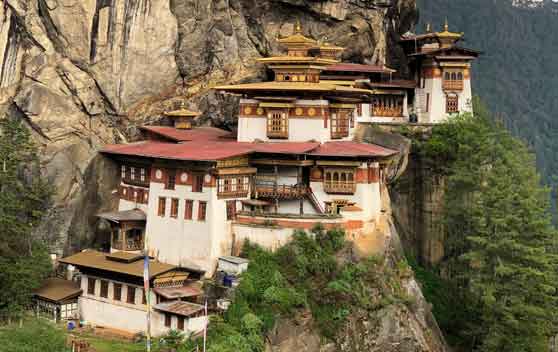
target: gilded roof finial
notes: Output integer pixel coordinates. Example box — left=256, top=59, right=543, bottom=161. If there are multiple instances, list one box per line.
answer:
left=444, top=18, right=449, bottom=32
left=295, top=19, right=302, bottom=34
left=426, top=22, right=431, bottom=32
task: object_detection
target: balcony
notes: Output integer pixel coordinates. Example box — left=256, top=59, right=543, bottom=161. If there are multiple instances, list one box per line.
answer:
left=254, top=184, right=308, bottom=199
left=324, top=181, right=356, bottom=195
left=442, top=80, right=463, bottom=91
left=111, top=229, right=144, bottom=252
left=372, top=106, right=404, bottom=117
left=112, top=238, right=144, bottom=252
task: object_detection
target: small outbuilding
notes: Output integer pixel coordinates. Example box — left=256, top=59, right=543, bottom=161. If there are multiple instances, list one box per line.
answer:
left=34, top=278, right=82, bottom=322
left=218, top=256, right=249, bottom=275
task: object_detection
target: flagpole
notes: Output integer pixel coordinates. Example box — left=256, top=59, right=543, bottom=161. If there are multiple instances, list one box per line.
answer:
left=144, top=251, right=152, bottom=352
left=203, top=299, right=208, bottom=352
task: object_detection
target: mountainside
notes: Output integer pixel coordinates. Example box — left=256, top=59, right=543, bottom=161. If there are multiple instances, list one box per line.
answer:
left=0, top=0, right=417, bottom=251
left=417, top=0, right=558, bottom=218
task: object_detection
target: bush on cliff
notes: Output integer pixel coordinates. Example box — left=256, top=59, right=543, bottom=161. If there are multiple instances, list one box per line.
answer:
left=184, top=225, right=413, bottom=351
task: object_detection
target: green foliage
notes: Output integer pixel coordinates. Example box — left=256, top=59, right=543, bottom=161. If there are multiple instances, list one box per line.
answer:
left=0, top=319, right=69, bottom=352
left=0, top=117, right=53, bottom=319
left=196, top=226, right=412, bottom=350
left=417, top=0, right=558, bottom=221
left=415, top=103, right=558, bottom=351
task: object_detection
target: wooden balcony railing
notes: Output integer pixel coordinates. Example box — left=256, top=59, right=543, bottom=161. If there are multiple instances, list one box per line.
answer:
left=218, top=190, right=249, bottom=199
left=267, top=131, right=289, bottom=139
left=254, top=184, right=308, bottom=199
left=372, top=106, right=404, bottom=117
left=112, top=239, right=144, bottom=251
left=324, top=181, right=356, bottom=195
left=442, top=80, right=464, bottom=91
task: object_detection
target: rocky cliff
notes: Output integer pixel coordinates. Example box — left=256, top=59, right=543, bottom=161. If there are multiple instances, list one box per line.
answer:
left=0, top=0, right=417, bottom=253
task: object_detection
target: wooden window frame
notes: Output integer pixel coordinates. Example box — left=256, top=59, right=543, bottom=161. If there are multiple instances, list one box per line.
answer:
left=446, top=95, right=459, bottom=114
left=100, top=280, right=109, bottom=298
left=165, top=170, right=176, bottom=190
left=443, top=69, right=464, bottom=91
left=323, top=168, right=357, bottom=194
left=142, top=289, right=147, bottom=305
left=87, top=278, right=96, bottom=295
left=121, top=165, right=126, bottom=180
left=218, top=176, right=250, bottom=199
left=192, top=174, right=204, bottom=193
left=184, top=199, right=193, bottom=220
left=177, top=316, right=185, bottom=330
left=267, top=110, right=288, bottom=139
left=226, top=200, right=237, bottom=221
left=198, top=201, right=207, bottom=222
left=170, top=198, right=179, bottom=218
left=130, top=167, right=136, bottom=180
left=127, top=286, right=136, bottom=305
left=113, top=283, right=122, bottom=301
left=164, top=313, right=171, bottom=328
left=330, top=110, right=350, bottom=139
left=158, top=197, right=166, bottom=217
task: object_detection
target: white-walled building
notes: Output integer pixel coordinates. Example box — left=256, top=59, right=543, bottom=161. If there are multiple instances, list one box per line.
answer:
left=95, top=24, right=398, bottom=277
left=59, top=250, right=206, bottom=337
left=54, top=22, right=490, bottom=337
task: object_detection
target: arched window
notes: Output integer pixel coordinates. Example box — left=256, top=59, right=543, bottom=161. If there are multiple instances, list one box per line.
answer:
left=445, top=72, right=451, bottom=80
left=457, top=72, right=463, bottom=80
left=323, top=169, right=357, bottom=194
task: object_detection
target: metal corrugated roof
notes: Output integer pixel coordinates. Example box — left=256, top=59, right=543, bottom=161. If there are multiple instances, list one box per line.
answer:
left=309, top=141, right=397, bottom=158
left=142, top=126, right=233, bottom=142
left=59, top=250, right=192, bottom=279
left=34, top=278, right=82, bottom=303
left=153, top=301, right=205, bottom=317
left=101, top=141, right=254, bottom=162
left=97, top=209, right=146, bottom=223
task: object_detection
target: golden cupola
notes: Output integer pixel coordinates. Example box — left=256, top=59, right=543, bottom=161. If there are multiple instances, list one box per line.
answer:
left=164, top=106, right=200, bottom=130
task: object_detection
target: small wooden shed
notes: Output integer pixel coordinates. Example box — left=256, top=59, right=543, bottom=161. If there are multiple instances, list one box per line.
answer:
left=34, top=278, right=82, bottom=322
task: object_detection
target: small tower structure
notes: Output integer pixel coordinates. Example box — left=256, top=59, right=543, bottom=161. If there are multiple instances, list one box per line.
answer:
left=164, top=107, right=200, bottom=130
left=401, top=20, right=480, bottom=123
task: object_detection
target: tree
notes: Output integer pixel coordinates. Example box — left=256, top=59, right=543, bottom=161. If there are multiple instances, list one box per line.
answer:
left=421, top=99, right=558, bottom=351
left=0, top=117, right=53, bottom=320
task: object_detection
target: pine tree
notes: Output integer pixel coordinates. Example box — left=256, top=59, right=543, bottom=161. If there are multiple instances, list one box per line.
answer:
left=421, top=100, right=558, bottom=351
left=0, top=117, right=53, bottom=320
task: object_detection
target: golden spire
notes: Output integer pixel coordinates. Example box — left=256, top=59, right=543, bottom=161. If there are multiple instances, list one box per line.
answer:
left=444, top=18, right=449, bottom=32
left=294, top=19, right=302, bottom=34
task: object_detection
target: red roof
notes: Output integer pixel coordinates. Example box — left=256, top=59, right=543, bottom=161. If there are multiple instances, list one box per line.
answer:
left=252, top=142, right=319, bottom=154
left=141, top=126, right=233, bottom=142
left=102, top=126, right=398, bottom=161
left=324, top=63, right=395, bottom=74
left=309, top=141, right=397, bottom=158
left=102, top=141, right=254, bottom=161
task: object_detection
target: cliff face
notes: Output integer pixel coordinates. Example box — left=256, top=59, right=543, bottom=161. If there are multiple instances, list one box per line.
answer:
left=0, top=0, right=417, bottom=252
left=264, top=188, right=448, bottom=352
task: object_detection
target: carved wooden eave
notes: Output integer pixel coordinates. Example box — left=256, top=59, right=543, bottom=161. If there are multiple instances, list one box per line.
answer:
left=250, top=159, right=315, bottom=166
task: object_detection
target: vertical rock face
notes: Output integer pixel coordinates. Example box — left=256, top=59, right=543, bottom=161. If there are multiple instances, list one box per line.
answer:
left=390, top=152, right=447, bottom=266
left=0, top=0, right=417, bottom=252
